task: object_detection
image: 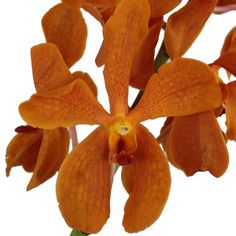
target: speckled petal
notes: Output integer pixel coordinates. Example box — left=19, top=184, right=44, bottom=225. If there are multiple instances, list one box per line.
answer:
left=42, top=4, right=87, bottom=67
left=148, top=0, right=181, bottom=18
left=31, top=43, right=73, bottom=95
left=72, top=71, right=98, bottom=97
left=27, top=128, right=70, bottom=190
left=19, top=80, right=110, bottom=129
left=165, top=0, right=218, bottom=59
left=56, top=126, right=111, bottom=233
left=122, top=124, right=171, bottom=233
left=102, top=0, right=150, bottom=114
left=6, top=131, right=42, bottom=176
left=165, top=111, right=229, bottom=177
left=130, top=18, right=163, bottom=90
left=128, top=58, right=222, bottom=122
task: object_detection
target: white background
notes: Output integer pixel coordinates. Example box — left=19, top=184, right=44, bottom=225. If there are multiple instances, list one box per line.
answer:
left=0, top=1, right=236, bottom=236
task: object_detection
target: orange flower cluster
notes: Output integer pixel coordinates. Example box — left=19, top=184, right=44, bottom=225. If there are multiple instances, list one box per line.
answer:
left=5, top=0, right=236, bottom=235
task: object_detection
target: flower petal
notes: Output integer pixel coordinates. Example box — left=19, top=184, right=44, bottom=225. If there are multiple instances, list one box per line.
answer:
left=56, top=126, right=111, bottom=233
left=148, top=0, right=181, bottom=18
left=6, top=132, right=42, bottom=176
left=19, top=80, right=110, bottom=129
left=102, top=0, right=150, bottom=114
left=221, top=27, right=236, bottom=53
left=62, top=0, right=116, bottom=9
left=122, top=125, right=171, bottom=233
left=130, top=18, right=163, bottom=90
left=42, top=4, right=87, bottom=68
left=165, top=0, right=218, bottom=59
left=72, top=71, right=98, bottom=97
left=217, top=0, right=236, bottom=6
left=83, top=4, right=114, bottom=25
left=61, top=0, right=83, bottom=9
left=213, top=49, right=236, bottom=76
left=27, top=128, right=70, bottom=190
left=31, top=43, right=73, bottom=95
left=224, top=81, right=236, bottom=140
left=165, top=111, right=229, bottom=177
left=85, top=0, right=117, bottom=7
left=128, top=58, right=222, bottom=122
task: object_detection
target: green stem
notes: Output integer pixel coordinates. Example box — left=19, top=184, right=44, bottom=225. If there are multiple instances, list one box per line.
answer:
left=154, top=41, right=169, bottom=72
left=70, top=229, right=88, bottom=236
left=131, top=90, right=144, bottom=109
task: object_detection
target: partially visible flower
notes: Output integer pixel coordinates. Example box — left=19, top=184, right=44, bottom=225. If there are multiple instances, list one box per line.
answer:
left=165, top=0, right=218, bottom=59
left=18, top=0, right=222, bottom=233
left=163, top=110, right=229, bottom=177
left=6, top=125, right=70, bottom=190
left=158, top=29, right=236, bottom=177
left=6, top=41, right=97, bottom=190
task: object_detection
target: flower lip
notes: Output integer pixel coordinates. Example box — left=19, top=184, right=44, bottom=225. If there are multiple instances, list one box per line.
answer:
left=108, top=117, right=137, bottom=165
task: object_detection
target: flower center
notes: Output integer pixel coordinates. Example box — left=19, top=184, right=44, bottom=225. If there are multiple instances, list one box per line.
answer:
left=108, top=117, right=137, bottom=166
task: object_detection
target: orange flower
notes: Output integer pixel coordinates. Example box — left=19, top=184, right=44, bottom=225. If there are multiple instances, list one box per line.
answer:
left=19, top=0, right=222, bottom=233
left=6, top=25, right=95, bottom=191
left=159, top=30, right=236, bottom=177
left=6, top=126, right=70, bottom=190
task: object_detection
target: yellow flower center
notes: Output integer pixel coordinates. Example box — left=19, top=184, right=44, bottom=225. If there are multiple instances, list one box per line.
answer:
left=108, top=117, right=137, bottom=165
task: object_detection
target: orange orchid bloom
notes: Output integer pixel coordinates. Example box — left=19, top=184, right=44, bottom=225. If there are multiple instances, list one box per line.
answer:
left=158, top=29, right=236, bottom=177
left=6, top=126, right=70, bottom=190
left=18, top=0, right=222, bottom=233
left=6, top=21, right=95, bottom=191
left=165, top=0, right=218, bottom=59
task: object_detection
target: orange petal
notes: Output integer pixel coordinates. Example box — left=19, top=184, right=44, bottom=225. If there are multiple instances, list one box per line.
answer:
left=217, top=0, right=236, bottom=6
left=19, top=79, right=110, bottom=129
left=130, top=18, right=163, bottom=90
left=42, top=4, right=87, bottom=68
left=165, top=111, right=229, bottom=177
left=213, top=49, right=236, bottom=76
left=31, top=43, right=73, bottom=95
left=6, top=131, right=42, bottom=176
left=27, top=128, right=70, bottom=190
left=102, top=0, right=150, bottom=114
left=148, top=0, right=181, bottom=18
left=61, top=0, right=83, bottom=9
left=83, top=4, right=115, bottom=25
left=224, top=81, right=236, bottom=140
left=221, top=27, right=236, bottom=53
left=128, top=58, right=222, bottom=122
left=85, top=0, right=117, bottom=7
left=165, top=0, right=218, bottom=59
left=157, top=117, right=174, bottom=148
left=122, top=125, right=171, bottom=233
left=72, top=71, right=98, bottom=97
left=62, top=0, right=116, bottom=9
left=56, top=126, right=111, bottom=233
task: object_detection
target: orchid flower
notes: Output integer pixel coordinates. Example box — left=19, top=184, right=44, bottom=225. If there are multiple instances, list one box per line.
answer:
left=18, top=0, right=222, bottom=234
left=158, top=27, right=236, bottom=177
